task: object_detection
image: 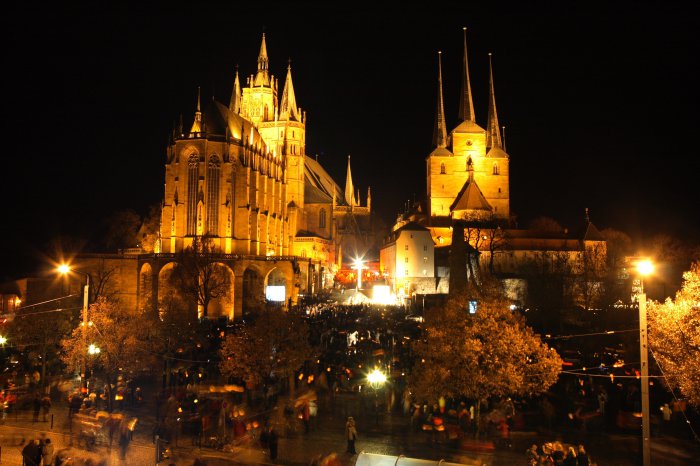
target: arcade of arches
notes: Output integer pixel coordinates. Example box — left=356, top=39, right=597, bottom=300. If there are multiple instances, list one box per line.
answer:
left=137, top=256, right=298, bottom=320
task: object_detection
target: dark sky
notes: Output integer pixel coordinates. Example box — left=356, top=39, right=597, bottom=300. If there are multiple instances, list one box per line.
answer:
left=4, top=2, right=698, bottom=279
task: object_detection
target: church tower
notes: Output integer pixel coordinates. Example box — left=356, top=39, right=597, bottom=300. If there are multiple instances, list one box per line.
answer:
left=239, top=34, right=307, bottom=222
left=426, top=28, right=510, bottom=222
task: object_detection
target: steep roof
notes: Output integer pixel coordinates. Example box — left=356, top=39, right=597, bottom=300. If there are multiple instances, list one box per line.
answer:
left=304, top=155, right=345, bottom=205
left=451, top=119, right=485, bottom=134
left=450, top=177, right=492, bottom=213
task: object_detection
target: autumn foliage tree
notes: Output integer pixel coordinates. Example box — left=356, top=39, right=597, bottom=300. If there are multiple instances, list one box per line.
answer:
left=648, top=262, right=700, bottom=406
left=60, top=298, right=157, bottom=410
left=410, top=285, right=561, bottom=432
left=219, top=307, right=315, bottom=395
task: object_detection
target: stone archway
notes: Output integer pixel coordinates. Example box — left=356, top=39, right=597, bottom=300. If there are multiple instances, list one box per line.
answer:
left=157, top=261, right=195, bottom=319
left=205, top=262, right=235, bottom=319
left=242, top=266, right=265, bottom=317
left=265, top=267, right=288, bottom=306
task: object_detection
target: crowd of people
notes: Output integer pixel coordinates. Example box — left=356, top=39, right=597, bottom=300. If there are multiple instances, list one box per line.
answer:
left=526, top=442, right=593, bottom=466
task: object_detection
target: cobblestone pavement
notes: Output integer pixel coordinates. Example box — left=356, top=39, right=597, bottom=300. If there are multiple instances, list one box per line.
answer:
left=1, top=390, right=698, bottom=465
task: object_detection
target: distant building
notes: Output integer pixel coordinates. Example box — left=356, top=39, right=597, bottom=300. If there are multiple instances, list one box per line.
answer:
left=379, top=222, right=435, bottom=299
left=383, top=30, right=607, bottom=308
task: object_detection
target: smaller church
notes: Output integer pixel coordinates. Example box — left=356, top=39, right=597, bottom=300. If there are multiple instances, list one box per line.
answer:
left=381, top=29, right=607, bottom=308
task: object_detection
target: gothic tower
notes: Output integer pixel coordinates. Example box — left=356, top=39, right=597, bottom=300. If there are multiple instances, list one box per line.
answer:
left=426, top=28, right=510, bottom=222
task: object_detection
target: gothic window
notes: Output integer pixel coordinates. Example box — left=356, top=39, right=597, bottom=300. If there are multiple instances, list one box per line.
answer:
left=206, top=155, right=221, bottom=235
left=405, top=244, right=409, bottom=251
left=264, top=105, right=269, bottom=120
left=319, top=208, right=326, bottom=229
left=186, top=154, right=199, bottom=235
left=423, top=245, right=427, bottom=251
left=498, top=187, right=502, bottom=193
left=440, top=163, right=446, bottom=174
left=493, top=163, right=499, bottom=175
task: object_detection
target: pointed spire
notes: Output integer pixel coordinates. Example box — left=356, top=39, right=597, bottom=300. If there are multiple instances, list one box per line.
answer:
left=458, top=27, right=476, bottom=123
left=190, top=87, right=202, bottom=134
left=486, top=53, right=503, bottom=150
left=367, top=186, right=372, bottom=211
left=345, top=155, right=356, bottom=206
left=279, top=62, right=299, bottom=121
left=254, top=33, right=270, bottom=87
left=229, top=66, right=242, bottom=114
left=432, top=51, right=448, bottom=148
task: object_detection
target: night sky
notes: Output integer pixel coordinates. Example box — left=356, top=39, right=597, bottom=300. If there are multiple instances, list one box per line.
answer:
left=4, top=2, right=698, bottom=280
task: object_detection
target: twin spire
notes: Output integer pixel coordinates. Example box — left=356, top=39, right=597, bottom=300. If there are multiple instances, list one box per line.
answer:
left=433, top=52, right=448, bottom=148
left=432, top=28, right=503, bottom=151
left=486, top=53, right=502, bottom=150
left=279, top=62, right=299, bottom=121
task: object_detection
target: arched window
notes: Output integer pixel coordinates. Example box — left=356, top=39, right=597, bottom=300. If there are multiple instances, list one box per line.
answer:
left=186, top=154, right=199, bottom=235
left=264, top=105, right=269, bottom=121
left=206, top=155, right=221, bottom=235
left=319, top=208, right=327, bottom=229
left=440, top=163, right=446, bottom=174
left=493, top=163, right=499, bottom=175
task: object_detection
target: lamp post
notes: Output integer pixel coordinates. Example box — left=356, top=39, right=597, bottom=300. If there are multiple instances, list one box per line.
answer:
left=635, top=259, right=654, bottom=466
left=58, top=264, right=91, bottom=392
left=352, top=258, right=366, bottom=291
left=367, top=368, right=387, bottom=426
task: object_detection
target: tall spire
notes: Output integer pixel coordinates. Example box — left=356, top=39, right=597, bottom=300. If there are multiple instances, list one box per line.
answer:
left=254, top=33, right=270, bottom=87
left=432, top=51, right=448, bottom=148
left=458, top=27, right=476, bottom=123
left=486, top=53, right=503, bottom=150
left=279, top=62, right=299, bottom=121
left=345, top=155, right=356, bottom=206
left=190, top=87, right=202, bottom=133
left=229, top=66, right=241, bottom=114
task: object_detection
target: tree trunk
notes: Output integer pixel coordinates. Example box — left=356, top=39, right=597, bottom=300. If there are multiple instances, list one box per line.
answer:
left=475, top=395, right=482, bottom=440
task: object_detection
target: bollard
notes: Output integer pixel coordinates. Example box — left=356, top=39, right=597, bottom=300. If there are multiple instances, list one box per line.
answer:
left=51, top=413, right=54, bottom=429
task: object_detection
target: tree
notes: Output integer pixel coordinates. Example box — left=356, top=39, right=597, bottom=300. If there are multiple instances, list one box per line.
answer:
left=647, top=262, right=700, bottom=406
left=9, top=289, right=73, bottom=388
left=219, top=308, right=315, bottom=395
left=60, top=298, right=157, bottom=410
left=168, top=236, right=232, bottom=318
left=409, top=283, right=561, bottom=434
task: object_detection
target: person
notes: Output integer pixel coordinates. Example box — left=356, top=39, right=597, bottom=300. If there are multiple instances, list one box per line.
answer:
left=345, top=416, right=357, bottom=454
left=576, top=445, right=589, bottom=466
left=309, top=398, right=318, bottom=431
left=267, top=426, right=278, bottom=461
left=118, top=419, right=131, bottom=460
left=301, top=401, right=311, bottom=433
left=563, top=446, right=577, bottom=466
left=33, top=393, right=41, bottom=422
left=42, top=438, right=55, bottom=466
left=22, top=439, right=38, bottom=466
left=41, top=394, right=52, bottom=422
left=526, top=444, right=539, bottom=465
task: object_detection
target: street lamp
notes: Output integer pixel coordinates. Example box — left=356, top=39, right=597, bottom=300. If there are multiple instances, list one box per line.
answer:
left=58, top=264, right=91, bottom=392
left=367, top=368, right=387, bottom=426
left=352, top=258, right=366, bottom=290
left=635, top=258, right=654, bottom=466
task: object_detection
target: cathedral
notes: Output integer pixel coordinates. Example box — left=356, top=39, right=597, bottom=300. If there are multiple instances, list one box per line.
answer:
left=69, top=34, right=375, bottom=319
